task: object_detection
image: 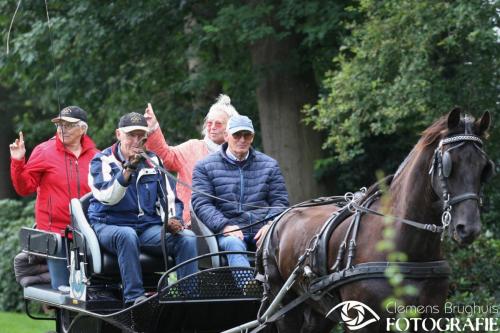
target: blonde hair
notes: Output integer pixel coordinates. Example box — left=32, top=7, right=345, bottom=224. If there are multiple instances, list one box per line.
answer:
left=202, top=94, right=239, bottom=135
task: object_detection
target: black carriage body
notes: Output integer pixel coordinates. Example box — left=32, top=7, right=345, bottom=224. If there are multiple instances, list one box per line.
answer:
left=19, top=195, right=263, bottom=333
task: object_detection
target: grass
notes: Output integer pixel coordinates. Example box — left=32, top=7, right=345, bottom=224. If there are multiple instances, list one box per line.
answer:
left=0, top=311, right=55, bottom=333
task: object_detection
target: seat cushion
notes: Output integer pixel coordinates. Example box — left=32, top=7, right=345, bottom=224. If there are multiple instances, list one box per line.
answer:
left=98, top=250, right=174, bottom=277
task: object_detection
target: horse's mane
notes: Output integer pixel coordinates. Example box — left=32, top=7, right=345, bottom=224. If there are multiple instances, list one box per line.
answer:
left=362, top=111, right=487, bottom=205
left=361, top=175, right=394, bottom=201
left=359, top=117, right=449, bottom=204
left=414, top=115, right=449, bottom=153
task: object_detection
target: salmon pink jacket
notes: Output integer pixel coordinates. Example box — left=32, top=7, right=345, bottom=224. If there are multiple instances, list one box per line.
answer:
left=145, top=128, right=212, bottom=223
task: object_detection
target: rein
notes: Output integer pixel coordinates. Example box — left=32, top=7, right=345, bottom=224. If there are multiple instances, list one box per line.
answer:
left=350, top=192, right=444, bottom=233
left=140, top=151, right=287, bottom=210
left=143, top=147, right=344, bottom=237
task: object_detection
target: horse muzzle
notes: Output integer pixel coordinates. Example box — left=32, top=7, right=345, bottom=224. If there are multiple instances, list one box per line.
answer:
left=453, top=219, right=481, bottom=245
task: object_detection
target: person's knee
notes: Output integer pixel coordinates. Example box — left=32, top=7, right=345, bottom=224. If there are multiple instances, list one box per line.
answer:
left=177, top=230, right=197, bottom=248
left=115, top=227, right=139, bottom=246
left=221, top=236, right=246, bottom=251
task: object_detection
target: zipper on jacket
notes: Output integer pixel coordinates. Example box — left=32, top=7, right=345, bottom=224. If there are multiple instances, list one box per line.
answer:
left=239, top=167, right=244, bottom=212
left=136, top=171, right=144, bottom=217
left=47, top=196, right=53, bottom=233
left=75, top=159, right=81, bottom=198
left=68, top=158, right=73, bottom=199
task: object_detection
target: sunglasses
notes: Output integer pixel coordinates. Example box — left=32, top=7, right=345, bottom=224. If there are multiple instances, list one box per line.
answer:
left=206, top=120, right=225, bottom=129
left=232, top=131, right=254, bottom=140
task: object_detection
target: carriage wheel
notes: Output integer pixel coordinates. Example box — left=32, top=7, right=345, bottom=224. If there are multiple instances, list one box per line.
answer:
left=55, top=309, right=74, bottom=333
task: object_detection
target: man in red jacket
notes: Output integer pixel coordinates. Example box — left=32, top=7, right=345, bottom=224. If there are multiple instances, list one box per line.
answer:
left=10, top=106, right=99, bottom=290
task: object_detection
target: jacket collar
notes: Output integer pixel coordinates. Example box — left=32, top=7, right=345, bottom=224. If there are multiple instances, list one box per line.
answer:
left=220, top=142, right=255, bottom=166
left=55, top=134, right=96, bottom=156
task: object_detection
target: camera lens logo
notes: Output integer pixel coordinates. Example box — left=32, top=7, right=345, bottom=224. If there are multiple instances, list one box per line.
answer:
left=326, top=301, right=380, bottom=330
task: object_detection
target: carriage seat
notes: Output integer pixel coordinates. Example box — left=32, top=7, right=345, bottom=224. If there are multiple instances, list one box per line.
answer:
left=190, top=202, right=257, bottom=268
left=70, top=193, right=174, bottom=278
left=190, top=204, right=223, bottom=268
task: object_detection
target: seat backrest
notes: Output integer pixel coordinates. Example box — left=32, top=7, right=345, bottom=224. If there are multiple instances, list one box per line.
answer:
left=190, top=203, right=222, bottom=268
left=70, top=193, right=102, bottom=274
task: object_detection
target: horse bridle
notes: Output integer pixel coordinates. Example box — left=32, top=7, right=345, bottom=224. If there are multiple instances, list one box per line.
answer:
left=430, top=134, right=494, bottom=233
left=348, top=133, right=494, bottom=238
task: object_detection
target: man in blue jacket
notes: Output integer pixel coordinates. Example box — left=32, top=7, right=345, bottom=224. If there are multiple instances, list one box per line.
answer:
left=88, top=112, right=198, bottom=306
left=192, top=115, right=289, bottom=267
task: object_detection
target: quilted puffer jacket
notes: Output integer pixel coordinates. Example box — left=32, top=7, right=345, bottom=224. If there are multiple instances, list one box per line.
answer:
left=87, top=143, right=183, bottom=231
left=192, top=143, right=289, bottom=235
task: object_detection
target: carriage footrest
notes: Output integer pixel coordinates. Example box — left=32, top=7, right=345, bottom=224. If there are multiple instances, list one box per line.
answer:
left=159, top=267, right=263, bottom=302
left=24, top=283, right=122, bottom=311
left=24, top=284, right=69, bottom=305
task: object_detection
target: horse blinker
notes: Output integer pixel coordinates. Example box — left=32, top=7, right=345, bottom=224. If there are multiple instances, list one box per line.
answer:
left=442, top=151, right=452, bottom=178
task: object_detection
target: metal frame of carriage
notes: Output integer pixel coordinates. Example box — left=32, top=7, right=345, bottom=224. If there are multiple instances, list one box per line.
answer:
left=19, top=194, right=264, bottom=333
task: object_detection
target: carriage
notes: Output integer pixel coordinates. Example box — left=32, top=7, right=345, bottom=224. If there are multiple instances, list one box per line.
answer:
left=19, top=193, right=263, bottom=333
left=18, top=109, right=494, bottom=333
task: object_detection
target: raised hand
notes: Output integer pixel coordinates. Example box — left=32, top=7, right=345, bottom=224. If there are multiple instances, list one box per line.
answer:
left=144, top=103, right=159, bottom=131
left=9, top=131, right=26, bottom=160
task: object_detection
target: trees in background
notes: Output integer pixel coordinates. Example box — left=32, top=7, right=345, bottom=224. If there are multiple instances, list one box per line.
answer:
left=1, top=1, right=497, bottom=197
left=0, top=0, right=498, bottom=315
left=305, top=0, right=499, bottom=189
left=0, top=0, right=353, bottom=202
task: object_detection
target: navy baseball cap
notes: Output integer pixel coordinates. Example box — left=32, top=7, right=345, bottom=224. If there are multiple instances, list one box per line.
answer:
left=51, top=106, right=87, bottom=123
left=118, top=112, right=149, bottom=133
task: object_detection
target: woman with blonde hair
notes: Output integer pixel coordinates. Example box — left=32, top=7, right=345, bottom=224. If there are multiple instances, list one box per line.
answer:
left=144, top=94, right=239, bottom=226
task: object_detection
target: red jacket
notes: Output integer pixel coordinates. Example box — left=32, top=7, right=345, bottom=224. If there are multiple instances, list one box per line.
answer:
left=10, top=134, right=99, bottom=236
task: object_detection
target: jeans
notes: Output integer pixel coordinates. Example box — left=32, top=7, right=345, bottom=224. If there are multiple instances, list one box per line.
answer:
left=47, top=240, right=69, bottom=290
left=93, top=223, right=198, bottom=302
left=217, top=234, right=256, bottom=267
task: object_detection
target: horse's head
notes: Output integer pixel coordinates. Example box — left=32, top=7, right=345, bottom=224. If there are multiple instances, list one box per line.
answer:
left=429, top=108, right=494, bottom=245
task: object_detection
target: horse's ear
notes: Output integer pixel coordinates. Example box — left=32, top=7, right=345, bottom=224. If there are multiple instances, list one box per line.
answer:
left=477, top=111, right=491, bottom=136
left=447, top=107, right=461, bottom=129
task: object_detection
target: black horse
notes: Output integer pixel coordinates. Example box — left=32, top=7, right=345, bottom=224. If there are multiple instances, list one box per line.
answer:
left=257, top=108, right=493, bottom=332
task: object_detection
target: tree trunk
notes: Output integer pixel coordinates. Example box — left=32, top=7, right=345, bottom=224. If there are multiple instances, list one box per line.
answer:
left=0, top=86, right=17, bottom=199
left=184, top=11, right=221, bottom=113
left=249, top=35, right=327, bottom=203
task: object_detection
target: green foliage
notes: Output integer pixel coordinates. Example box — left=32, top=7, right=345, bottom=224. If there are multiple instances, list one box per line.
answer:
left=0, top=1, right=197, bottom=149
left=304, top=0, right=499, bottom=189
left=0, top=199, right=34, bottom=312
left=444, top=234, right=500, bottom=329
left=0, top=0, right=352, bottom=152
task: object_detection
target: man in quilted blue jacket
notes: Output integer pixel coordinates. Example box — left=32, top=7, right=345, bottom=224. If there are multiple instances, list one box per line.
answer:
left=192, top=115, right=289, bottom=267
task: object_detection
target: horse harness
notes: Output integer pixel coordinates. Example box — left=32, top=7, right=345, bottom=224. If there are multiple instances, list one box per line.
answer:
left=256, top=133, right=493, bottom=328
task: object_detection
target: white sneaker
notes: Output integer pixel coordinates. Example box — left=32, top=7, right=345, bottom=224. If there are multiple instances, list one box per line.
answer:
left=58, top=285, right=70, bottom=293
left=133, top=295, right=148, bottom=305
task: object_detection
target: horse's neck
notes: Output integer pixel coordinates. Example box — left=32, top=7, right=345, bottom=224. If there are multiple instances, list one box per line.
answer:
left=389, top=149, right=443, bottom=260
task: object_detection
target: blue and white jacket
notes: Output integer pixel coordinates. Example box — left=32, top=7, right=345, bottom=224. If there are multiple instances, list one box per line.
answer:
left=192, top=143, right=289, bottom=236
left=87, top=143, right=183, bottom=231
